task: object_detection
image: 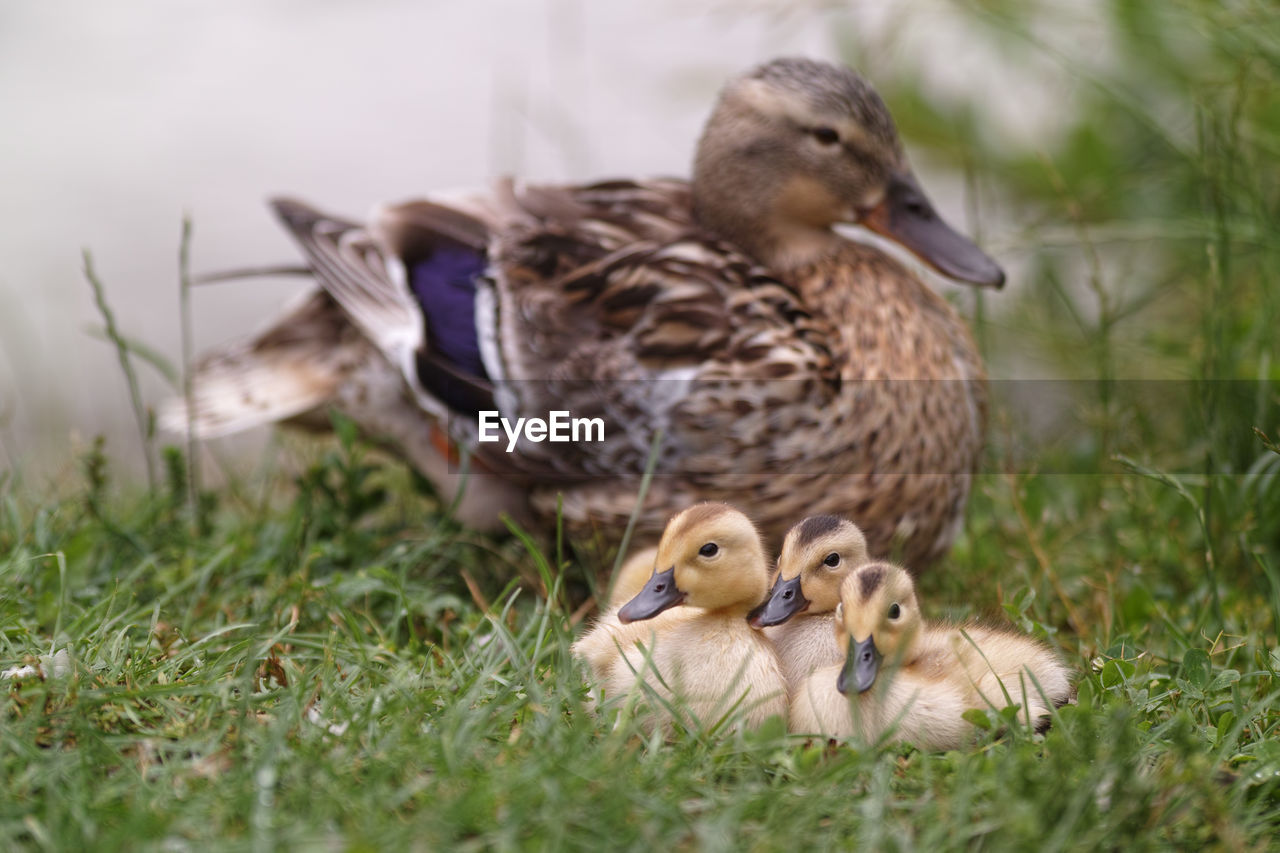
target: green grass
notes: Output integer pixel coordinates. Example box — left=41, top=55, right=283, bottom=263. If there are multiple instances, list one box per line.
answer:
left=2, top=423, right=1279, bottom=850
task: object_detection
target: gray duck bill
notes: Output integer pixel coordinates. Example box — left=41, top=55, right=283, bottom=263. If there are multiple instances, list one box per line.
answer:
left=747, top=574, right=809, bottom=627
left=617, top=567, right=685, bottom=624
left=837, top=635, right=882, bottom=695
left=862, top=173, right=1005, bottom=289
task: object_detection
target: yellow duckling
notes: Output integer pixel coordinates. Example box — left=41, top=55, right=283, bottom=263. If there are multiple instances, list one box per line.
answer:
left=748, top=515, right=870, bottom=693
left=573, top=503, right=788, bottom=732
left=790, top=563, right=1073, bottom=747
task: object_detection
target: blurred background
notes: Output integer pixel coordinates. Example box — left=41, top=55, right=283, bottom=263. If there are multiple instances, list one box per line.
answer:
left=1, top=0, right=1276, bottom=495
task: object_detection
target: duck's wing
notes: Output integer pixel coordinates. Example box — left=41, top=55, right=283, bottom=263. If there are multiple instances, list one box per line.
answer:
left=266, top=182, right=675, bottom=427
left=267, top=179, right=841, bottom=486
left=270, top=196, right=497, bottom=422
left=475, top=179, right=843, bottom=484
left=269, top=200, right=419, bottom=364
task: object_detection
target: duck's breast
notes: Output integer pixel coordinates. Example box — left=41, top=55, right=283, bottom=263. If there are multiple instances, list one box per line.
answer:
left=654, top=617, right=787, bottom=728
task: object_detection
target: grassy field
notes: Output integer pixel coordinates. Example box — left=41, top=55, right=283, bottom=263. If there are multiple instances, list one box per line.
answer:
left=2, top=425, right=1279, bottom=850
left=4, top=2, right=1280, bottom=850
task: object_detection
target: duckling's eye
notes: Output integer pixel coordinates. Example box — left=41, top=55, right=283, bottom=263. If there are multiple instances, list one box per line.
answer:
left=699, top=543, right=719, bottom=558
left=888, top=603, right=901, bottom=620
left=810, top=126, right=840, bottom=146
left=823, top=552, right=841, bottom=568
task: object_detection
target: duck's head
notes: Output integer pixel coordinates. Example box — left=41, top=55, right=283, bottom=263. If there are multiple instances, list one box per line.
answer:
left=617, top=503, right=768, bottom=623
left=833, top=562, right=921, bottom=694
left=747, top=515, right=869, bottom=628
left=693, top=57, right=1003, bottom=287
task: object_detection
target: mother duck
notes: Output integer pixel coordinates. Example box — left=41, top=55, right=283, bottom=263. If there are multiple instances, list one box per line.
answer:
left=168, top=57, right=1003, bottom=569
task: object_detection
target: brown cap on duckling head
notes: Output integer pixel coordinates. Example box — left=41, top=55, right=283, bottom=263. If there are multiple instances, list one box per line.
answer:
left=833, top=562, right=920, bottom=694
left=748, top=514, right=869, bottom=628
left=618, top=503, right=767, bottom=624
left=692, top=57, right=1004, bottom=288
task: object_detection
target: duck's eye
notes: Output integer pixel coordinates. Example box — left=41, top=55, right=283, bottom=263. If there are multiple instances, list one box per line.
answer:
left=902, top=194, right=931, bottom=219
left=823, top=552, right=841, bottom=568
left=888, top=603, right=901, bottom=620
left=810, top=126, right=840, bottom=146
left=699, top=543, right=719, bottom=558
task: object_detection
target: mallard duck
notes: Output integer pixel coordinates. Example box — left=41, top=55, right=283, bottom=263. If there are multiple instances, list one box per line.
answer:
left=165, top=57, right=1001, bottom=567
left=789, top=563, right=1074, bottom=746
left=747, top=514, right=870, bottom=692
left=572, top=503, right=788, bottom=732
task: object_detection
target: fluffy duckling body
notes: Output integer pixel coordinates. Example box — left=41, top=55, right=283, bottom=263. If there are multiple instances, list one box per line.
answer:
left=790, top=563, right=1073, bottom=747
left=573, top=504, right=787, bottom=732
left=748, top=515, right=870, bottom=693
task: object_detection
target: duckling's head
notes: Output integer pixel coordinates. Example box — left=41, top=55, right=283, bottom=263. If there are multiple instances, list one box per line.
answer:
left=617, top=503, right=768, bottom=623
left=747, top=515, right=869, bottom=627
left=693, top=57, right=1003, bottom=286
left=833, top=562, right=921, bottom=694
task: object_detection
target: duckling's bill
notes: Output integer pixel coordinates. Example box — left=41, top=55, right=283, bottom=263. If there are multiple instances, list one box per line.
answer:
left=837, top=635, right=882, bottom=694
left=747, top=574, right=809, bottom=628
left=617, top=567, right=685, bottom=623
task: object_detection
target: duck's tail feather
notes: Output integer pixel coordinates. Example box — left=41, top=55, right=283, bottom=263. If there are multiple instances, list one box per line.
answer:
left=160, top=290, right=357, bottom=439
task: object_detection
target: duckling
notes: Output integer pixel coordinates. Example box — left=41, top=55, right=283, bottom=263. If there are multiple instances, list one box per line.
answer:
left=747, top=515, right=870, bottom=693
left=790, top=563, right=1073, bottom=747
left=573, top=503, right=787, bottom=732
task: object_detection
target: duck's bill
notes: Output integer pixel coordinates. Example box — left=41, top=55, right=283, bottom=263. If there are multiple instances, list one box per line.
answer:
left=747, top=575, right=809, bottom=628
left=861, top=174, right=1005, bottom=289
left=837, top=635, right=882, bottom=695
left=617, top=567, right=686, bottom=624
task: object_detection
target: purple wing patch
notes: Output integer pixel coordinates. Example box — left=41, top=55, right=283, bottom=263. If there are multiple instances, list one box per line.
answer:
left=408, top=244, right=489, bottom=379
